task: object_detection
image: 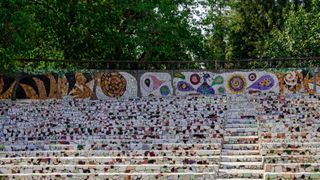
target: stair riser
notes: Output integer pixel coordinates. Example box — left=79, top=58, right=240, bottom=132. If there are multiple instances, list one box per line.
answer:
left=219, top=164, right=263, bottom=169
left=222, top=146, right=259, bottom=150
left=0, top=174, right=219, bottom=179
left=225, top=132, right=258, bottom=136
left=223, top=140, right=259, bottom=144
left=219, top=173, right=263, bottom=179
left=226, top=119, right=257, bottom=124
left=225, top=128, right=258, bottom=132
left=221, top=158, right=262, bottom=162
left=225, top=124, right=258, bottom=128
left=0, top=166, right=219, bottom=174
left=221, top=151, right=260, bottom=156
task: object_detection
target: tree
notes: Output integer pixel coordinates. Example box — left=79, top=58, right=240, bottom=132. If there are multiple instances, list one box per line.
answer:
left=0, top=0, right=41, bottom=72
left=262, top=0, right=320, bottom=60
left=0, top=0, right=209, bottom=71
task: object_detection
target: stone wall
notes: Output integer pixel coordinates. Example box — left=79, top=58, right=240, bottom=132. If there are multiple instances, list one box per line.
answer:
left=0, top=70, right=319, bottom=99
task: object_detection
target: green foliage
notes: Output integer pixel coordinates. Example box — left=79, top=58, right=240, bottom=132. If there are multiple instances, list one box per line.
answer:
left=263, top=0, right=320, bottom=58
left=1, top=0, right=320, bottom=71
left=0, top=0, right=209, bottom=71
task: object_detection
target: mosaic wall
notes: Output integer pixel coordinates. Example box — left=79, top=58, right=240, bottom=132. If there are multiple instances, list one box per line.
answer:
left=0, top=70, right=319, bottom=99
left=60, top=72, right=94, bottom=99
left=173, top=71, right=279, bottom=95
left=275, top=70, right=320, bottom=95
left=0, top=72, right=137, bottom=100
left=224, top=71, right=279, bottom=94
left=95, top=72, right=137, bottom=99
left=140, top=72, right=173, bottom=97
left=15, top=73, right=60, bottom=99
left=173, top=72, right=218, bottom=96
left=0, top=74, right=16, bottom=99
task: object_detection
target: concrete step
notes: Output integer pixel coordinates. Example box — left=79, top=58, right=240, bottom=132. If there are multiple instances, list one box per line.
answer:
left=221, top=150, right=260, bottom=156
left=0, top=156, right=221, bottom=165
left=0, top=149, right=221, bottom=158
left=225, top=124, right=258, bottom=128
left=216, top=179, right=262, bottom=180
left=223, top=144, right=259, bottom=150
left=0, top=172, right=218, bottom=179
left=223, top=140, right=258, bottom=145
left=264, top=172, right=320, bottom=179
left=221, top=155, right=262, bottom=162
left=0, top=164, right=219, bottom=174
left=220, top=162, right=263, bottom=169
left=225, top=120, right=257, bottom=125
left=225, top=131, right=258, bottom=136
left=224, top=135, right=258, bottom=141
left=225, top=128, right=258, bottom=132
left=218, top=169, right=264, bottom=179
left=224, top=136, right=258, bottom=139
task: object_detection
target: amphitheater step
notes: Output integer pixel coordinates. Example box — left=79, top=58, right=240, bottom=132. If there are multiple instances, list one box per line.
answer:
left=225, top=131, right=258, bottom=136
left=225, top=127, right=258, bottom=132
left=0, top=156, right=221, bottom=165
left=224, top=136, right=259, bottom=139
left=224, top=124, right=258, bottom=128
left=0, top=172, right=218, bottom=179
left=222, top=144, right=259, bottom=150
left=221, top=155, right=262, bottom=162
left=0, top=149, right=221, bottom=157
left=0, top=164, right=219, bottom=174
left=216, top=179, right=263, bottom=180
left=225, top=120, right=257, bottom=125
left=221, top=150, right=260, bottom=156
left=264, top=172, right=320, bottom=179
left=218, top=169, right=264, bottom=179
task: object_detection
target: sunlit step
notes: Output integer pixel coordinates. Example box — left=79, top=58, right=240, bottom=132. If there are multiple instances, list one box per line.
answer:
left=221, top=150, right=260, bottom=156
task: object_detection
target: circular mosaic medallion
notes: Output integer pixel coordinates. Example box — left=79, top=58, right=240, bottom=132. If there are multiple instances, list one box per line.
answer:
left=177, top=81, right=194, bottom=92
left=100, top=72, right=126, bottom=97
left=160, top=85, right=170, bottom=96
left=190, top=74, right=201, bottom=85
left=227, top=74, right=247, bottom=94
left=248, top=73, right=257, bottom=81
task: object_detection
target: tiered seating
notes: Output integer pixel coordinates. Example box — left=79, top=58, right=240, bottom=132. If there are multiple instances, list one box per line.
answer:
left=2, top=93, right=320, bottom=179
left=256, top=94, right=320, bottom=179
left=0, top=96, right=226, bottom=179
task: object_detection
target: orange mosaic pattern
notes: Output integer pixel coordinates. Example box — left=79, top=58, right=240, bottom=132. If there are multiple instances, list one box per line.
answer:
left=275, top=71, right=320, bottom=95
left=47, top=73, right=59, bottom=98
left=69, top=73, right=94, bottom=99
left=0, top=77, right=15, bottom=99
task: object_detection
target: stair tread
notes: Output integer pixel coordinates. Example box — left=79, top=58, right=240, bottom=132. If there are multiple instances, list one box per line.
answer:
left=219, top=169, right=264, bottom=173
left=222, top=150, right=260, bottom=152
left=216, top=179, right=262, bottom=180
left=221, top=155, right=262, bottom=158
left=224, top=136, right=258, bottom=139
left=220, top=162, right=263, bottom=165
left=223, top=143, right=259, bottom=146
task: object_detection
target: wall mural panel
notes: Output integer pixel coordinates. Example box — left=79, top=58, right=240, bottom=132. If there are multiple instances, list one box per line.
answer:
left=173, top=72, right=220, bottom=96
left=173, top=71, right=279, bottom=96
left=224, top=71, right=279, bottom=94
left=0, top=74, right=16, bottom=99
left=0, top=70, right=319, bottom=100
left=59, top=72, right=94, bottom=99
left=140, top=72, right=172, bottom=97
left=95, top=72, right=137, bottom=99
left=15, top=73, right=59, bottom=99
left=275, top=70, right=319, bottom=95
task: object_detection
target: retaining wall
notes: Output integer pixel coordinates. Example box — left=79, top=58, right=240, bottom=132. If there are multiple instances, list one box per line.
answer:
left=0, top=69, right=319, bottom=99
